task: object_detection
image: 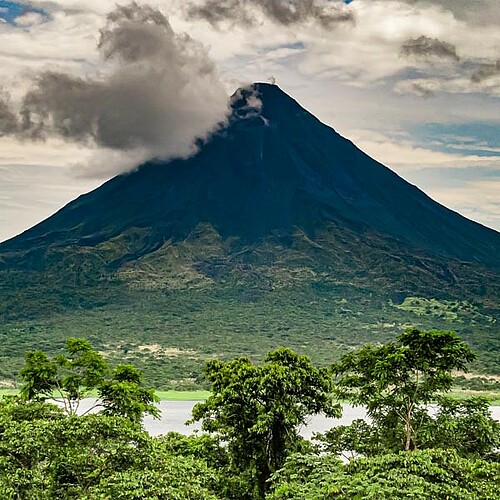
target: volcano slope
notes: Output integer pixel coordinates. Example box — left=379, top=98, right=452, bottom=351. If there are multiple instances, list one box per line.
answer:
left=1, top=83, right=499, bottom=387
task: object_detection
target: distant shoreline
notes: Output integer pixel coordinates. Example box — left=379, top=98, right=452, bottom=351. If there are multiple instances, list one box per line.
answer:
left=0, top=388, right=499, bottom=405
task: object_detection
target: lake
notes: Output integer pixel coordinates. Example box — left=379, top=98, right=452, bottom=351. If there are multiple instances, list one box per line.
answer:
left=72, top=400, right=500, bottom=437
left=143, top=401, right=370, bottom=438
left=142, top=401, right=500, bottom=438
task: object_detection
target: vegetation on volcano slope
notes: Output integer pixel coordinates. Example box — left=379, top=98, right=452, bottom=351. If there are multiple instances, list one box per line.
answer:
left=0, top=281, right=498, bottom=388
left=1, top=331, right=499, bottom=499
left=0, top=226, right=499, bottom=389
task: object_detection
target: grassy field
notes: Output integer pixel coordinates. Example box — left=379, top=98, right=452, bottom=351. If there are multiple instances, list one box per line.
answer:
left=1, top=388, right=499, bottom=405
left=0, top=388, right=211, bottom=401
left=446, top=390, right=500, bottom=406
left=155, top=390, right=210, bottom=401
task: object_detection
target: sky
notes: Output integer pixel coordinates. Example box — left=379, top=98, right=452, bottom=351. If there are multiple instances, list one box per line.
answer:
left=0, top=0, right=499, bottom=242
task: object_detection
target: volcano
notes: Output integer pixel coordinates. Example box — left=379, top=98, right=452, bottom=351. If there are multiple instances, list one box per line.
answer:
left=2, top=83, right=499, bottom=270
left=0, top=83, right=499, bottom=384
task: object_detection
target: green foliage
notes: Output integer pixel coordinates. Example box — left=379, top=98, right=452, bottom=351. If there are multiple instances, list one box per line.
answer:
left=0, top=397, right=220, bottom=499
left=20, top=338, right=107, bottom=406
left=19, top=338, right=159, bottom=422
left=0, top=339, right=499, bottom=499
left=85, top=465, right=219, bottom=500
left=422, top=397, right=500, bottom=460
left=0, top=397, right=143, bottom=498
left=393, top=297, right=495, bottom=323
left=333, top=328, right=477, bottom=452
left=99, top=364, right=160, bottom=422
left=1, top=221, right=500, bottom=391
left=154, top=433, right=234, bottom=498
left=0, top=283, right=499, bottom=389
left=157, top=432, right=229, bottom=470
left=454, top=375, right=500, bottom=392
left=191, top=348, right=340, bottom=499
left=268, top=449, right=500, bottom=499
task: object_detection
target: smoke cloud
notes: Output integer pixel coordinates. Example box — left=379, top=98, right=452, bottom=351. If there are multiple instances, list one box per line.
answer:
left=401, top=36, right=459, bottom=61
left=5, top=2, right=230, bottom=172
left=186, top=0, right=354, bottom=28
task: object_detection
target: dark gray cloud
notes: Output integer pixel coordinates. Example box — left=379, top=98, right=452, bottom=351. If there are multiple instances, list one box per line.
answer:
left=0, top=92, right=19, bottom=136
left=405, top=82, right=435, bottom=98
left=186, top=0, right=354, bottom=28
left=401, top=36, right=459, bottom=61
left=471, top=60, right=500, bottom=83
left=404, top=1, right=500, bottom=26
left=5, top=2, right=230, bottom=168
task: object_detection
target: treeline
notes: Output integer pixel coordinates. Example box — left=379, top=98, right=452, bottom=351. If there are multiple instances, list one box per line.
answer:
left=0, top=329, right=499, bottom=499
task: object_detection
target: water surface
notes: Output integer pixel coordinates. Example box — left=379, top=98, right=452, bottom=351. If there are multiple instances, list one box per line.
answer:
left=142, top=401, right=500, bottom=438
left=72, top=399, right=500, bottom=437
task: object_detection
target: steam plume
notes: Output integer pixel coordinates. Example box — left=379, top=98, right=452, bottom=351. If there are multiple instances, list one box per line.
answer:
left=5, top=2, right=230, bottom=173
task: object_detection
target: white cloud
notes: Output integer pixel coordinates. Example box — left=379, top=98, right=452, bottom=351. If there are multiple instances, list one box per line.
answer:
left=15, top=12, right=46, bottom=27
left=347, top=129, right=500, bottom=172
left=427, top=179, right=500, bottom=231
left=0, top=164, right=100, bottom=242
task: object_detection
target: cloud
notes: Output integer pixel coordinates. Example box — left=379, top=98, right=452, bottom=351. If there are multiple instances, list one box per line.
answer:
left=2, top=2, right=230, bottom=174
left=427, top=178, right=500, bottom=231
left=394, top=80, right=437, bottom=97
left=0, top=163, right=99, bottom=242
left=471, top=60, right=500, bottom=83
left=0, top=92, right=19, bottom=135
left=400, top=35, right=459, bottom=61
left=347, top=128, right=500, bottom=172
left=15, top=12, right=47, bottom=27
left=229, top=84, right=264, bottom=121
left=395, top=71, right=500, bottom=98
left=186, top=0, right=354, bottom=28
left=403, top=0, right=500, bottom=27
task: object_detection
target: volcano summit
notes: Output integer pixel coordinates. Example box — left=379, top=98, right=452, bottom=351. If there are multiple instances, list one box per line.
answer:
left=0, top=83, right=499, bottom=384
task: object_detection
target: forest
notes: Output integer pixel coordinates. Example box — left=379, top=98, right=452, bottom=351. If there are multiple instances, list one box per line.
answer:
left=0, top=328, right=499, bottom=499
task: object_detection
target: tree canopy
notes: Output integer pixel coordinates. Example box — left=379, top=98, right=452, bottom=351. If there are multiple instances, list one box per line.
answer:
left=191, top=347, right=340, bottom=498
left=19, top=338, right=159, bottom=422
left=268, top=449, right=500, bottom=500
left=1, top=332, right=499, bottom=499
left=331, top=328, right=479, bottom=453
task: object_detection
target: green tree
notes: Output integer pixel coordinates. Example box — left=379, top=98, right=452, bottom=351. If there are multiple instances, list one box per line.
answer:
left=0, top=397, right=65, bottom=498
left=19, top=338, right=159, bottom=422
left=332, top=328, right=477, bottom=453
left=191, top=347, right=340, bottom=499
left=0, top=397, right=220, bottom=499
left=422, top=396, right=500, bottom=460
left=268, top=449, right=500, bottom=499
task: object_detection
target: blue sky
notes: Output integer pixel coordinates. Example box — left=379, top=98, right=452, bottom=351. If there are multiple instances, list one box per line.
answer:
left=0, top=0, right=499, bottom=241
left=0, top=1, right=26, bottom=24
left=0, top=1, right=47, bottom=25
